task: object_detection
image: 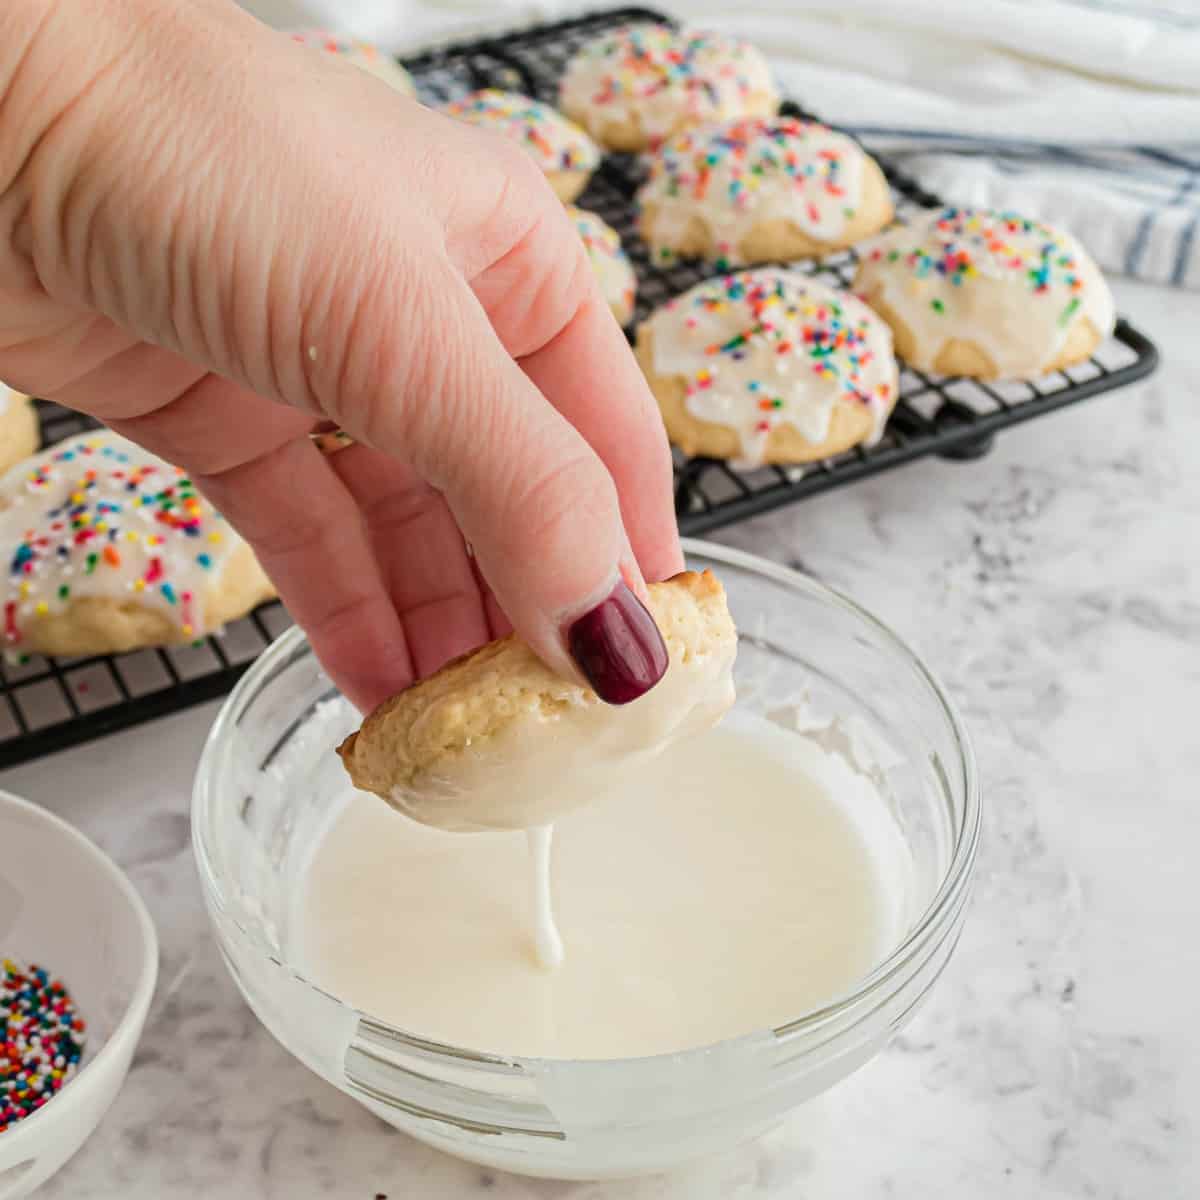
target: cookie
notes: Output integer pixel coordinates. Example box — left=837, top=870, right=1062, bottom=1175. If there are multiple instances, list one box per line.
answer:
left=0, top=386, right=40, bottom=478
left=559, top=24, right=778, bottom=153
left=635, top=269, right=898, bottom=466
left=638, top=117, right=893, bottom=267
left=0, top=431, right=275, bottom=657
left=854, top=207, right=1115, bottom=379
left=442, top=89, right=600, bottom=203
left=338, top=570, right=737, bottom=831
left=569, top=206, right=637, bottom=325
left=289, top=28, right=416, bottom=96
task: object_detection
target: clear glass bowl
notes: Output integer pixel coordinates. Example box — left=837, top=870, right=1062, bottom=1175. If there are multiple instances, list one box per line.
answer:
left=192, top=540, right=980, bottom=1181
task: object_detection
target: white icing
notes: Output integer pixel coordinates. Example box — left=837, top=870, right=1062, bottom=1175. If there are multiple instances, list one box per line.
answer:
left=855, top=207, right=1116, bottom=378
left=568, top=206, right=637, bottom=321
left=301, top=709, right=913, bottom=1059
left=0, top=385, right=13, bottom=419
left=648, top=268, right=897, bottom=465
left=443, top=90, right=600, bottom=175
left=639, top=117, right=868, bottom=264
left=560, top=24, right=777, bottom=143
left=527, top=825, right=564, bottom=971
left=0, top=431, right=247, bottom=646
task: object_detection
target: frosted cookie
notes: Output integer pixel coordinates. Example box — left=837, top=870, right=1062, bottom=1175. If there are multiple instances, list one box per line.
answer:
left=0, top=431, right=275, bottom=657
left=570, top=206, right=637, bottom=325
left=559, top=25, right=778, bottom=153
left=338, top=570, right=737, bottom=832
left=442, top=90, right=600, bottom=203
left=0, top=386, right=40, bottom=477
left=289, top=29, right=416, bottom=96
left=638, top=117, right=893, bottom=267
left=854, top=207, right=1116, bottom=379
left=635, top=269, right=897, bottom=466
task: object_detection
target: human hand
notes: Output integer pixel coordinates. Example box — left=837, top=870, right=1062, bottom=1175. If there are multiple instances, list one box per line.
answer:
left=0, top=0, right=683, bottom=712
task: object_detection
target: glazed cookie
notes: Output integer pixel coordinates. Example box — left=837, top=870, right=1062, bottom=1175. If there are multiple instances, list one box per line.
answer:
left=442, top=90, right=600, bottom=203
left=635, top=269, right=898, bottom=466
left=0, top=431, right=275, bottom=657
left=338, top=570, right=737, bottom=832
left=569, top=206, right=638, bottom=325
left=0, top=386, right=40, bottom=478
left=289, top=28, right=416, bottom=96
left=638, top=117, right=893, bottom=267
left=854, top=207, right=1115, bottom=379
left=559, top=24, right=778, bottom=153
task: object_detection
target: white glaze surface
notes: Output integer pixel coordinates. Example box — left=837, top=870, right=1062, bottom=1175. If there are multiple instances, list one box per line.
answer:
left=0, top=432, right=246, bottom=647
left=560, top=24, right=776, bottom=143
left=569, top=206, right=637, bottom=322
left=856, top=207, right=1116, bottom=378
left=639, top=117, right=867, bottom=264
left=3, top=278, right=1195, bottom=1197
left=648, top=269, right=897, bottom=464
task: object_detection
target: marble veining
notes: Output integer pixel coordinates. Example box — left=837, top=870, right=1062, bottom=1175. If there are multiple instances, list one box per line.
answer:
left=1, top=274, right=1196, bottom=1197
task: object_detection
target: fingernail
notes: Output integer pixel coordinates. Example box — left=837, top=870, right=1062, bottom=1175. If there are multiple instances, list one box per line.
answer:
left=567, top=581, right=669, bottom=705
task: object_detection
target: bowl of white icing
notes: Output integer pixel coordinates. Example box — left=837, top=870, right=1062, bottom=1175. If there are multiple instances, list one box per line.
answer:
left=192, top=540, right=980, bottom=1180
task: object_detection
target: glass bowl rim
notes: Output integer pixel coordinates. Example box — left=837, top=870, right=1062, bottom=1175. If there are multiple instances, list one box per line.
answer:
left=192, top=537, right=981, bottom=1069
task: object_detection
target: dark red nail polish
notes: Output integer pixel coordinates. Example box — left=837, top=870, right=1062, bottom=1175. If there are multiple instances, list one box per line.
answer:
left=567, top=581, right=669, bottom=705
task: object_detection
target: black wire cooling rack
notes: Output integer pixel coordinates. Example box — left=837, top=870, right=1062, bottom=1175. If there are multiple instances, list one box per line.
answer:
left=0, top=5, right=1160, bottom=766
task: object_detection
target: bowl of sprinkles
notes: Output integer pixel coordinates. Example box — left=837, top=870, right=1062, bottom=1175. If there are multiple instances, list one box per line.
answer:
left=0, top=791, right=156, bottom=1199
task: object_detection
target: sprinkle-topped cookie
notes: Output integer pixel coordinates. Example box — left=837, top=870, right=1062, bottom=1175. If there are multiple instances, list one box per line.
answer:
left=638, top=116, right=892, bottom=266
left=641, top=269, right=897, bottom=465
left=0, top=431, right=269, bottom=653
left=855, top=207, right=1115, bottom=379
left=289, top=28, right=416, bottom=96
left=443, top=89, right=600, bottom=181
left=560, top=25, right=778, bottom=151
left=569, top=206, right=637, bottom=325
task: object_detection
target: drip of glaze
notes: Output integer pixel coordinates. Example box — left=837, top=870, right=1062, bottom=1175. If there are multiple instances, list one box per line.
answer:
left=527, top=824, right=564, bottom=970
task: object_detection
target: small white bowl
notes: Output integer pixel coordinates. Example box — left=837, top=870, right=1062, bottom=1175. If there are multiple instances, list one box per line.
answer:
left=0, top=791, right=157, bottom=1199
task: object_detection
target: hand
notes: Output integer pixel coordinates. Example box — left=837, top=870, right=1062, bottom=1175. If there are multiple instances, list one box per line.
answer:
left=0, top=0, right=683, bottom=712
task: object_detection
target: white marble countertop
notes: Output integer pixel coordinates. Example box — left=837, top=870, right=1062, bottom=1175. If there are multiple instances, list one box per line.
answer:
left=3, top=274, right=1196, bottom=1198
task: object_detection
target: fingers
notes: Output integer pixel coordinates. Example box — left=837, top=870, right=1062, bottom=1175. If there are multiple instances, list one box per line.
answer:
left=327, top=442, right=490, bottom=678
left=343, top=265, right=667, bottom=704
left=122, top=376, right=416, bottom=715
left=467, top=195, right=684, bottom=586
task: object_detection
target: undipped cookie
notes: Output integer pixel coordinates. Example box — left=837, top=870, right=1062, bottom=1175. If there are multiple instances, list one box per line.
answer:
left=0, top=386, right=40, bottom=478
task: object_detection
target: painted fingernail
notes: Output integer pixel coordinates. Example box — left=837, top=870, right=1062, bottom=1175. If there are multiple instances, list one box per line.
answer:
left=567, top=581, right=669, bottom=705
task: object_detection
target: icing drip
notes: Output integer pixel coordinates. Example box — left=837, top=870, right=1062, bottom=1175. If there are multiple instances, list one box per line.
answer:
left=639, top=117, right=866, bottom=265
left=0, top=432, right=244, bottom=646
left=650, top=269, right=896, bottom=465
left=569, top=206, right=637, bottom=319
left=560, top=24, right=776, bottom=141
left=857, top=207, right=1115, bottom=377
left=443, top=89, right=599, bottom=174
left=527, top=825, right=564, bottom=970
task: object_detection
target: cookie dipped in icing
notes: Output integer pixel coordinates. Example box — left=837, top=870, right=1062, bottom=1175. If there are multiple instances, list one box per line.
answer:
left=635, top=269, right=898, bottom=467
left=854, top=207, right=1115, bottom=379
left=638, top=116, right=893, bottom=267
left=289, top=28, right=417, bottom=96
left=442, top=89, right=600, bottom=203
left=0, top=431, right=274, bottom=657
left=569, top=206, right=638, bottom=326
left=560, top=25, right=778, bottom=153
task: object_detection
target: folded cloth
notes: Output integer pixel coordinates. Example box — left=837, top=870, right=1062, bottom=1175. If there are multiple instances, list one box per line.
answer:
left=258, top=0, right=1200, bottom=287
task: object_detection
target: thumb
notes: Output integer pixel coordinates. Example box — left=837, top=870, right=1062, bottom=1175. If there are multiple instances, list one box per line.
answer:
left=338, top=264, right=669, bottom=705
